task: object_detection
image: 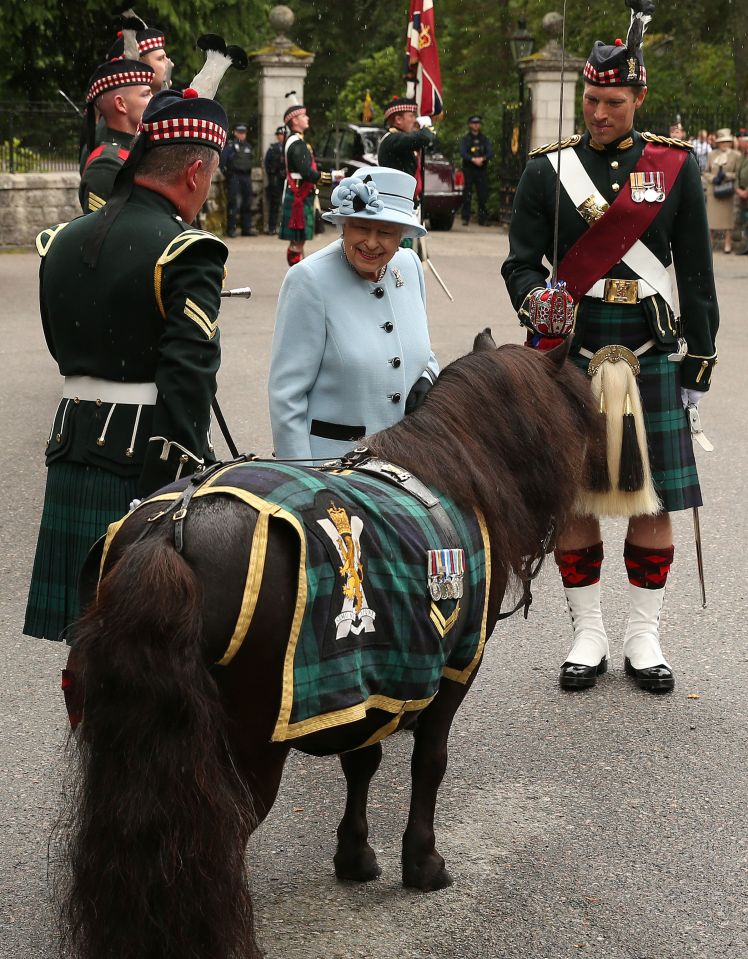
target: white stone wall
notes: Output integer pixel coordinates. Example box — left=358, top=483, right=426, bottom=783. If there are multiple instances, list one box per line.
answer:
left=0, top=173, right=81, bottom=248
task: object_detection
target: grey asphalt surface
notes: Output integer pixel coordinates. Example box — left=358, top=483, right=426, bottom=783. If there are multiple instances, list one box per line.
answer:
left=1, top=224, right=746, bottom=959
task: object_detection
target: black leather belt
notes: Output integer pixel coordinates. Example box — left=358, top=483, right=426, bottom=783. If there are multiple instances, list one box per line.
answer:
left=310, top=419, right=365, bottom=442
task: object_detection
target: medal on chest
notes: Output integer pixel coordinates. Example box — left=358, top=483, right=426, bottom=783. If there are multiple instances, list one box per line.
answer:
left=630, top=171, right=666, bottom=203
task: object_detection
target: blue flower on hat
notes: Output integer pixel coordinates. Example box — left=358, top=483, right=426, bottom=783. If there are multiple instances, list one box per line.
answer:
left=332, top=175, right=384, bottom=216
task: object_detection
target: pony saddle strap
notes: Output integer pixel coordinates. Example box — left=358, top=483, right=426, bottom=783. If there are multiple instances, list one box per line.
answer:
left=349, top=457, right=461, bottom=550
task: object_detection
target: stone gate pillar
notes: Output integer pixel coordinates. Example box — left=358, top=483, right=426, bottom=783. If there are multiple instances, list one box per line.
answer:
left=518, top=12, right=585, bottom=152
left=250, top=5, right=315, bottom=161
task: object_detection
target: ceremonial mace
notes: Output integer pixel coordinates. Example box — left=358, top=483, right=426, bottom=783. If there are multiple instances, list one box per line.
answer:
left=211, top=286, right=253, bottom=457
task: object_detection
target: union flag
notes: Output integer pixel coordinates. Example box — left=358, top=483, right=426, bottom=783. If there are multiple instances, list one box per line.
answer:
left=405, top=0, right=444, bottom=117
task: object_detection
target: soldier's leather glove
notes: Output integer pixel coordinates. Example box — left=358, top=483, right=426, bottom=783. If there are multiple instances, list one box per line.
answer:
left=405, top=376, right=432, bottom=414
left=681, top=387, right=707, bottom=408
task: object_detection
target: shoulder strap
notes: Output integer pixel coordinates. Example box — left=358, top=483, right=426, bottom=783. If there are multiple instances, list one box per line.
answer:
left=36, top=222, right=70, bottom=257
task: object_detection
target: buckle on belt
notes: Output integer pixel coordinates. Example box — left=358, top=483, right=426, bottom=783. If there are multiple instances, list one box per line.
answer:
left=587, top=344, right=641, bottom=377
left=603, top=278, right=639, bottom=304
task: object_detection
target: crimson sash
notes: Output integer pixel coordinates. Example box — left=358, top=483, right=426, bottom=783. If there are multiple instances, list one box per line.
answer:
left=287, top=148, right=318, bottom=231
left=557, top=143, right=689, bottom=301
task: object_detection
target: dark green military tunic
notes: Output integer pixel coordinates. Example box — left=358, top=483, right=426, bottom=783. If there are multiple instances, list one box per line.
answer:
left=280, top=134, right=321, bottom=242
left=25, top=186, right=227, bottom=640
left=78, top=126, right=133, bottom=213
left=502, top=129, right=719, bottom=515
left=377, top=126, right=435, bottom=181
left=502, top=130, right=718, bottom=391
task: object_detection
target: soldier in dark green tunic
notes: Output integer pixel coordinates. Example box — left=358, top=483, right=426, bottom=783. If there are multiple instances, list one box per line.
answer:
left=79, top=59, right=154, bottom=213
left=25, top=39, right=247, bottom=641
left=279, top=94, right=331, bottom=267
left=502, top=0, right=718, bottom=694
left=377, top=97, right=435, bottom=203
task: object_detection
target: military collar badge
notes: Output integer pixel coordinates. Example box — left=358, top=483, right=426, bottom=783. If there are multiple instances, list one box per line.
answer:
left=630, top=171, right=666, bottom=203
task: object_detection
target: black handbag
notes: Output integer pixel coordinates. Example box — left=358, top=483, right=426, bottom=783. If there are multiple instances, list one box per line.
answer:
left=713, top=168, right=735, bottom=198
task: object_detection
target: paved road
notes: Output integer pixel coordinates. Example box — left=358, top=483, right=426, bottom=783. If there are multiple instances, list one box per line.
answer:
left=1, top=225, right=746, bottom=959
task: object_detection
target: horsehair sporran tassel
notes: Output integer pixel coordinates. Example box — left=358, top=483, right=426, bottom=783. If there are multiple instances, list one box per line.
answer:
left=619, top=390, right=645, bottom=491
left=574, top=358, right=660, bottom=518
left=584, top=382, right=611, bottom=492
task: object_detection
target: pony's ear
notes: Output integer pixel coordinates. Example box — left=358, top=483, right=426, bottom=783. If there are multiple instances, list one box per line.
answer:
left=546, top=337, right=571, bottom=369
left=473, top=327, right=497, bottom=352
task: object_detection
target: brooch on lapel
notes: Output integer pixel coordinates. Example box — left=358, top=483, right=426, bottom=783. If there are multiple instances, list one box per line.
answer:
left=391, top=267, right=405, bottom=288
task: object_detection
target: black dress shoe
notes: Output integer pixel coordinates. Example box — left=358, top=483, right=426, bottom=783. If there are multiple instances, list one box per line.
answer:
left=559, top=657, right=608, bottom=690
left=624, top=657, right=675, bottom=693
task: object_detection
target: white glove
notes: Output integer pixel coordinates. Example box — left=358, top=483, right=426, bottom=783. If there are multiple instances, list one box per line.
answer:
left=681, top=388, right=707, bottom=409
left=416, top=115, right=433, bottom=129
left=331, top=168, right=346, bottom=183
left=129, top=498, right=142, bottom=511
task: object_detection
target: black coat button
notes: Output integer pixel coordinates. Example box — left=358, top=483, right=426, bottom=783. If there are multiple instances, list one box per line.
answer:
left=391, top=356, right=401, bottom=367
left=391, top=392, right=401, bottom=403
left=383, top=321, right=394, bottom=332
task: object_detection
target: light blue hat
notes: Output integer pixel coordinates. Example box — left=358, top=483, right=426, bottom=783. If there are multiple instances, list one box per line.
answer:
left=322, top=166, right=427, bottom=238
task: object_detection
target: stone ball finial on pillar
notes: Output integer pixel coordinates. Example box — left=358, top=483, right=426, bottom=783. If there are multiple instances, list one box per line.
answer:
left=542, top=12, right=564, bottom=39
left=269, top=5, right=295, bottom=39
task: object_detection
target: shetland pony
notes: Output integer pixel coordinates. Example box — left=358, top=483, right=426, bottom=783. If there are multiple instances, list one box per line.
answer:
left=59, top=334, right=600, bottom=959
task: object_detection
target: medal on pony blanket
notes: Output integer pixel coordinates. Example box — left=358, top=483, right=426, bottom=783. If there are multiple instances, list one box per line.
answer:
left=526, top=281, right=575, bottom=351
left=427, top=548, right=465, bottom=601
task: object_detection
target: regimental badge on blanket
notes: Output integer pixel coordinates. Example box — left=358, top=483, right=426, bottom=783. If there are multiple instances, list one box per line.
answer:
left=427, top=548, right=465, bottom=601
left=630, top=171, right=666, bottom=203
left=317, top=502, right=376, bottom=639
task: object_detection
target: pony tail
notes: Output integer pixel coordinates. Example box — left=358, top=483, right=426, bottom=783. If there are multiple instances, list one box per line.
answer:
left=59, top=528, right=259, bottom=959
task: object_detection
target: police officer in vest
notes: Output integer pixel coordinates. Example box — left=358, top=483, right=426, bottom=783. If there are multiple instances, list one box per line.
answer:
left=459, top=115, right=493, bottom=226
left=264, top=125, right=286, bottom=234
left=24, top=36, right=247, bottom=643
left=502, top=0, right=718, bottom=694
left=79, top=59, right=154, bottom=213
left=221, top=121, right=257, bottom=237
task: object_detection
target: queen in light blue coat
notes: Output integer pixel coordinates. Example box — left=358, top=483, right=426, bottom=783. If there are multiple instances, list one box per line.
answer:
left=269, top=167, right=439, bottom=463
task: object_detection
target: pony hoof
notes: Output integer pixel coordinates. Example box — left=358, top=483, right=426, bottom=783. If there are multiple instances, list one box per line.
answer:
left=334, top=847, right=382, bottom=882
left=402, top=861, right=453, bottom=891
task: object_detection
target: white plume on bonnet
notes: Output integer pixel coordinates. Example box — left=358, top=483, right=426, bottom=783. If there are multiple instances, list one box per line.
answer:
left=119, top=7, right=147, bottom=61
left=190, top=39, right=235, bottom=99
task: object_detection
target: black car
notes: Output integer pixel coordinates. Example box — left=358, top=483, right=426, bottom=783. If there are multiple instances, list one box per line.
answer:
left=315, top=122, right=463, bottom=231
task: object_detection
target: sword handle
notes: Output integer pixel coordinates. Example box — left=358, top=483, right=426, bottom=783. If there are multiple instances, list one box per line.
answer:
left=220, top=287, right=252, bottom=298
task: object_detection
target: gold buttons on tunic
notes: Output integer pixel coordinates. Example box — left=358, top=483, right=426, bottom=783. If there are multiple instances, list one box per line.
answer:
left=179, top=454, right=189, bottom=464
left=73, top=397, right=80, bottom=404
left=125, top=447, right=134, bottom=458
left=610, top=160, right=619, bottom=169
left=96, top=438, right=105, bottom=446
left=56, top=433, right=62, bottom=442
left=95, top=398, right=102, bottom=407
left=612, top=182, right=620, bottom=192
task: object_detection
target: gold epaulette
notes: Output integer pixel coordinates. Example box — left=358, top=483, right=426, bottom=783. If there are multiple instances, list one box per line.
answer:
left=642, top=132, right=693, bottom=150
left=528, top=134, right=581, bottom=158
left=156, top=229, right=227, bottom=267
left=154, top=230, right=227, bottom=319
left=36, top=222, right=70, bottom=257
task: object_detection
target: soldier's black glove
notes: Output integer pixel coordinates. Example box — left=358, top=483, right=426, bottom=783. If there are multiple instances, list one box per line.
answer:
left=405, top=376, right=432, bottom=414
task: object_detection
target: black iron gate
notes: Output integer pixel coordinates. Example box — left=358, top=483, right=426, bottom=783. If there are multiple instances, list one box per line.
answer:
left=498, top=96, right=532, bottom=225
left=0, top=101, right=83, bottom=173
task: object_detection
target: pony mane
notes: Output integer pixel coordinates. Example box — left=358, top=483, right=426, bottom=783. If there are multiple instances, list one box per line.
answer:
left=368, top=344, right=600, bottom=583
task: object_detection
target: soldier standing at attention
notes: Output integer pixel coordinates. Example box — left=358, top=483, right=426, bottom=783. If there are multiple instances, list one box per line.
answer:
left=280, top=92, right=331, bottom=267
left=264, top=125, right=286, bottom=234
left=220, top=122, right=256, bottom=237
left=501, top=0, right=718, bottom=694
left=24, top=36, right=247, bottom=642
left=377, top=97, right=435, bottom=206
left=459, top=114, right=493, bottom=226
left=79, top=59, right=154, bottom=213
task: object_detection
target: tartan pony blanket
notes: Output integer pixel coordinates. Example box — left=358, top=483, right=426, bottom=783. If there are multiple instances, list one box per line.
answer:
left=103, top=461, right=491, bottom=745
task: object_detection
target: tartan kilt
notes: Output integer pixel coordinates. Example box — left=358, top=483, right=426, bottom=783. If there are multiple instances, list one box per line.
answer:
left=24, top=462, right=137, bottom=642
left=572, top=300, right=702, bottom=513
left=278, top=189, right=315, bottom=241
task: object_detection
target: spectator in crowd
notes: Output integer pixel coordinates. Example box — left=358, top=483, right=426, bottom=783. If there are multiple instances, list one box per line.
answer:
left=669, top=121, right=686, bottom=140
left=220, top=122, right=256, bottom=237
left=459, top=115, right=494, bottom=226
left=703, top=128, right=741, bottom=253
left=735, top=130, right=748, bottom=255
left=691, top=129, right=712, bottom=174
left=264, top=126, right=286, bottom=235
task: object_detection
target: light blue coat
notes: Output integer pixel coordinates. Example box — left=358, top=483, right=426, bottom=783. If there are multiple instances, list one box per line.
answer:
left=269, top=238, right=439, bottom=462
